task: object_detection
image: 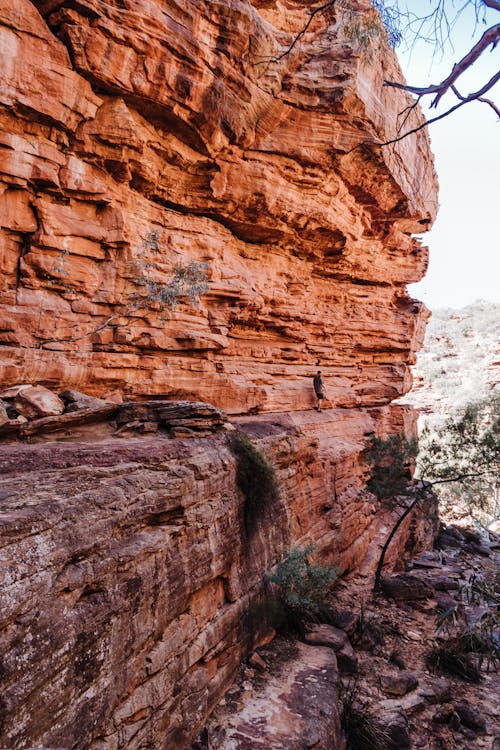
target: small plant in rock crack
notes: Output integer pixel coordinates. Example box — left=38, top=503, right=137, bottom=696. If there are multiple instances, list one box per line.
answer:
left=263, top=546, right=338, bottom=637
left=229, top=430, right=279, bottom=536
left=340, top=680, right=393, bottom=750
left=426, top=640, right=482, bottom=683
left=435, top=570, right=499, bottom=674
left=39, top=229, right=210, bottom=348
left=132, top=232, right=209, bottom=312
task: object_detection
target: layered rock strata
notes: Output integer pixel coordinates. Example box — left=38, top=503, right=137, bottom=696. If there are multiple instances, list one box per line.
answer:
left=0, top=0, right=437, bottom=413
left=0, top=409, right=437, bottom=750
left=0, top=1, right=439, bottom=747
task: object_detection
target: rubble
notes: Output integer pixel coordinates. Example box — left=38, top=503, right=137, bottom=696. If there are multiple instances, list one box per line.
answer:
left=207, top=528, right=500, bottom=750
left=0, top=383, right=228, bottom=441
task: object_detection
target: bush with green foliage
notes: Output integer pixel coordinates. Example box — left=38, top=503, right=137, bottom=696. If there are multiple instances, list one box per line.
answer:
left=229, top=430, right=279, bottom=535
left=340, top=682, right=393, bottom=750
left=418, top=396, right=500, bottom=526
left=265, top=546, right=338, bottom=635
left=363, top=433, right=417, bottom=500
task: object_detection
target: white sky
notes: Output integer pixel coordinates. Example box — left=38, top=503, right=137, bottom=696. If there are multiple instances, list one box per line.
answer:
left=393, top=1, right=500, bottom=309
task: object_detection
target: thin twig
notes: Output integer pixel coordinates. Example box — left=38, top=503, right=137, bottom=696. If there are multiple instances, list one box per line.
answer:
left=270, top=0, right=336, bottom=63
left=384, top=23, right=500, bottom=108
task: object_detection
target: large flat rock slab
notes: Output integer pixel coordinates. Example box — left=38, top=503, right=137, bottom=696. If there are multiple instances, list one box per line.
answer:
left=209, top=641, right=345, bottom=750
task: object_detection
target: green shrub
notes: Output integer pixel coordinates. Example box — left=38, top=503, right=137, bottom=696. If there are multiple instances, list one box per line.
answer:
left=363, top=434, right=417, bottom=500
left=340, top=683, right=393, bottom=750
left=426, top=641, right=481, bottom=683
left=229, top=430, right=279, bottom=535
left=266, top=546, right=338, bottom=635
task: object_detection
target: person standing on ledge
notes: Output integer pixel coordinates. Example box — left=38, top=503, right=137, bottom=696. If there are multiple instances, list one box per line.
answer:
left=313, top=370, right=325, bottom=412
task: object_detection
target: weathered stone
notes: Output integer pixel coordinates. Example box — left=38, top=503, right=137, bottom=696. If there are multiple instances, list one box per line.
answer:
left=19, top=404, right=119, bottom=437
left=59, top=390, right=110, bottom=411
left=418, top=677, right=451, bottom=704
left=305, top=624, right=349, bottom=652
left=0, top=0, right=441, bottom=747
left=383, top=711, right=411, bottom=750
left=330, top=609, right=358, bottom=636
left=336, top=641, right=359, bottom=675
left=454, top=702, right=487, bottom=734
left=379, top=672, right=418, bottom=696
left=0, top=401, right=8, bottom=427
left=0, top=0, right=437, bottom=413
left=116, top=401, right=226, bottom=429
left=428, top=576, right=460, bottom=591
left=0, top=384, right=33, bottom=399
left=248, top=652, right=267, bottom=672
left=13, top=385, right=65, bottom=419
left=381, top=573, right=435, bottom=602
left=209, top=642, right=343, bottom=750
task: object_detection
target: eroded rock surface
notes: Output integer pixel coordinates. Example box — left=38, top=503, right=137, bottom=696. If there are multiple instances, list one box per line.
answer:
left=0, top=0, right=440, bottom=748
left=0, top=0, right=437, bottom=414
left=208, top=641, right=344, bottom=750
left=0, top=409, right=437, bottom=750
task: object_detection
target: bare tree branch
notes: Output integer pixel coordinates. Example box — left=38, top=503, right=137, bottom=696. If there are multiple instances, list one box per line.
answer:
left=270, top=0, right=336, bottom=63
left=367, top=69, right=500, bottom=147
left=384, top=23, right=500, bottom=108
left=452, top=83, right=500, bottom=117
left=477, top=95, right=500, bottom=116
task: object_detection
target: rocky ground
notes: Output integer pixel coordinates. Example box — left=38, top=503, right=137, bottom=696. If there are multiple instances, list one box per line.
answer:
left=200, top=526, right=500, bottom=750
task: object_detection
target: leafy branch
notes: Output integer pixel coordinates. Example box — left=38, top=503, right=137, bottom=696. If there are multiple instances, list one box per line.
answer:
left=38, top=231, right=209, bottom=349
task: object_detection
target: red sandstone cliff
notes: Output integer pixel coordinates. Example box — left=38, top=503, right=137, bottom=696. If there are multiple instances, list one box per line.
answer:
left=0, top=0, right=437, bottom=412
left=0, top=1, right=439, bottom=748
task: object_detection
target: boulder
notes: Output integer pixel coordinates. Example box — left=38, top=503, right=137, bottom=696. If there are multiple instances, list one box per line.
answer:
left=379, top=672, right=418, bottom=696
left=13, top=385, right=65, bottom=419
left=454, top=702, right=486, bottom=734
left=381, top=573, right=434, bottom=602
left=336, top=641, right=358, bottom=675
left=0, top=383, right=33, bottom=399
left=383, top=711, right=411, bottom=750
left=418, top=677, right=451, bottom=704
left=330, top=609, right=358, bottom=636
left=59, top=389, right=110, bottom=411
left=304, top=624, right=357, bottom=674
left=429, top=576, right=460, bottom=591
left=304, top=624, right=349, bottom=652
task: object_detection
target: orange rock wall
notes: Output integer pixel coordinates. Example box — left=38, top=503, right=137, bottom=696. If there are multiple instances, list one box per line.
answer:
left=0, top=2, right=439, bottom=747
left=0, top=410, right=438, bottom=750
left=0, top=0, right=437, bottom=414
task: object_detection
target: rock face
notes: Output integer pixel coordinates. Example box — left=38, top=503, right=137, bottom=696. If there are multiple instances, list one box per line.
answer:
left=0, top=1, right=439, bottom=748
left=0, top=411, right=438, bottom=750
left=0, top=0, right=437, bottom=414
left=208, top=641, right=345, bottom=750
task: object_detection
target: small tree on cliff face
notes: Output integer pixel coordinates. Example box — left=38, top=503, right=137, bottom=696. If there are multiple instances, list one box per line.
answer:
left=366, top=399, right=500, bottom=590
left=363, top=433, right=424, bottom=591
left=418, top=397, right=500, bottom=526
left=273, top=1, right=499, bottom=144
left=40, top=231, right=209, bottom=348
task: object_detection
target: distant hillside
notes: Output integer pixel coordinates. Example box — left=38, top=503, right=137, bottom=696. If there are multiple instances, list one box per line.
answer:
left=404, top=301, right=499, bottom=419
